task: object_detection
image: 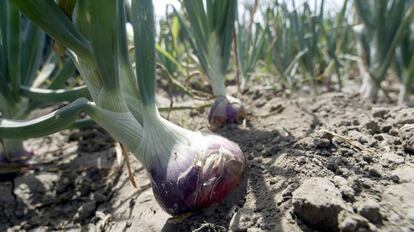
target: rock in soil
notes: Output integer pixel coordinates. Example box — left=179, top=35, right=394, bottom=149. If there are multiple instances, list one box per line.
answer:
left=338, top=211, right=371, bottom=232
left=391, top=166, right=414, bottom=183
left=292, top=177, right=346, bottom=231
left=382, top=183, right=414, bottom=231
left=357, top=198, right=382, bottom=223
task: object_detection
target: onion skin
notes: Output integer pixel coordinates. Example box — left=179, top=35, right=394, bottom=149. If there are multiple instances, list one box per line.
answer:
left=148, top=134, right=245, bottom=216
left=208, top=96, right=247, bottom=130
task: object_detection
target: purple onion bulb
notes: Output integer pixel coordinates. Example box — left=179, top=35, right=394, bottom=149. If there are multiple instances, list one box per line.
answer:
left=146, top=133, right=245, bottom=215
left=208, top=96, right=247, bottom=130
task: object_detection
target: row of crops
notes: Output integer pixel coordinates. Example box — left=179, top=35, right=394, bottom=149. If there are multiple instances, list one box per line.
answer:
left=157, top=0, right=414, bottom=103
left=0, top=0, right=413, bottom=216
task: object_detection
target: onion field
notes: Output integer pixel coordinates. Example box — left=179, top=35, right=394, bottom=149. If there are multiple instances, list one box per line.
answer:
left=0, top=0, right=414, bottom=231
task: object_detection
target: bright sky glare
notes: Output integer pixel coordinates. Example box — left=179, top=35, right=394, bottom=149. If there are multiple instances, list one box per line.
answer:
left=153, top=0, right=346, bottom=18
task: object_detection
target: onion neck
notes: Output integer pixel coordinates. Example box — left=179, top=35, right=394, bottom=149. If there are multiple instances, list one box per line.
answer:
left=1, top=139, right=25, bottom=156
left=210, top=73, right=226, bottom=97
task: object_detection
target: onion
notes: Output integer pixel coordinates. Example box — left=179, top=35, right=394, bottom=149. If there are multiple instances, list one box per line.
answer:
left=208, top=96, right=247, bottom=130
left=129, top=0, right=246, bottom=214
left=2, top=0, right=247, bottom=217
left=136, top=109, right=245, bottom=215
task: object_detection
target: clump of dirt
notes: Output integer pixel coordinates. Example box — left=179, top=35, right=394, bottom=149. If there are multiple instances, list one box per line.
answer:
left=1, top=87, right=414, bottom=232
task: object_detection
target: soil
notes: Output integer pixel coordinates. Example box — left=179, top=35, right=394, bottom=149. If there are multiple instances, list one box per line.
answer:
left=1, top=85, right=414, bottom=232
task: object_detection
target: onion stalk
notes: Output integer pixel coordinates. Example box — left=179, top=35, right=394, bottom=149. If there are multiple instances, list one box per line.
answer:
left=394, top=22, right=414, bottom=104
left=131, top=0, right=245, bottom=215
left=353, top=0, right=414, bottom=101
left=176, top=0, right=247, bottom=130
left=2, top=0, right=245, bottom=216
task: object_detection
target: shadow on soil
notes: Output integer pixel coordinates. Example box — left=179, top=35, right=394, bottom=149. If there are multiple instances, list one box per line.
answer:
left=0, top=126, right=121, bottom=231
left=160, top=116, right=318, bottom=232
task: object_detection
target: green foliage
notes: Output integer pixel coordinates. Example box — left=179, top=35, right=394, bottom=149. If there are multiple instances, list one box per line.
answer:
left=0, top=2, right=84, bottom=119
left=354, top=0, right=414, bottom=99
left=0, top=1, right=85, bottom=155
left=177, top=0, right=237, bottom=96
left=237, top=22, right=265, bottom=86
left=394, top=21, right=414, bottom=103
left=2, top=0, right=414, bottom=154
left=157, top=12, right=185, bottom=77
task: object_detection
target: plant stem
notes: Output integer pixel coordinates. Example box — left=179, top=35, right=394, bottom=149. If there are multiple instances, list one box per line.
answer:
left=132, top=0, right=157, bottom=107
left=0, top=139, right=25, bottom=157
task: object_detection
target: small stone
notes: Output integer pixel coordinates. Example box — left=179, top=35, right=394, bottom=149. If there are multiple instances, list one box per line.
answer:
left=357, top=199, right=381, bottom=223
left=365, top=121, right=381, bottom=135
left=313, top=138, right=331, bottom=148
left=404, top=139, right=414, bottom=154
left=373, top=134, right=384, bottom=141
left=389, top=128, right=399, bottom=136
left=297, top=157, right=306, bottom=165
left=255, top=99, right=266, bottom=107
left=340, top=186, right=355, bottom=200
left=394, top=139, right=403, bottom=145
left=369, top=167, right=382, bottom=178
left=270, top=104, right=284, bottom=113
left=74, top=200, right=96, bottom=222
left=321, top=131, right=334, bottom=140
left=327, top=161, right=338, bottom=172
left=362, top=154, right=373, bottom=163
left=381, top=125, right=392, bottom=133
left=381, top=153, right=404, bottom=165
left=392, top=166, right=414, bottom=183
left=333, top=176, right=355, bottom=200
left=281, top=184, right=297, bottom=198
left=229, top=208, right=253, bottom=232
left=333, top=176, right=348, bottom=186
left=252, top=90, right=262, bottom=100
left=338, top=211, right=370, bottom=232
left=339, top=148, right=355, bottom=157
left=292, top=178, right=346, bottom=231
left=320, top=150, right=332, bottom=157
left=358, top=136, right=369, bottom=144
left=348, top=177, right=362, bottom=193
left=255, top=143, right=264, bottom=152
left=390, top=175, right=400, bottom=183
left=372, top=108, right=389, bottom=119
left=92, top=192, right=106, bottom=203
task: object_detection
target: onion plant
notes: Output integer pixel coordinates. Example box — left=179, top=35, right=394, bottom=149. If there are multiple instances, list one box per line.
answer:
left=1, top=0, right=245, bottom=216
left=157, top=12, right=184, bottom=79
left=262, top=0, right=353, bottom=93
left=263, top=2, right=307, bottom=92
left=0, top=1, right=85, bottom=168
left=353, top=0, right=414, bottom=100
left=290, top=1, right=326, bottom=93
left=236, top=22, right=265, bottom=88
left=176, top=0, right=246, bottom=130
left=320, top=0, right=351, bottom=91
left=236, top=0, right=265, bottom=87
left=394, top=22, right=414, bottom=104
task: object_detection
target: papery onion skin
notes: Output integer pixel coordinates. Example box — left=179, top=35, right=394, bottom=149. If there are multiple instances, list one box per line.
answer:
left=148, top=134, right=245, bottom=216
left=208, top=96, right=247, bottom=130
